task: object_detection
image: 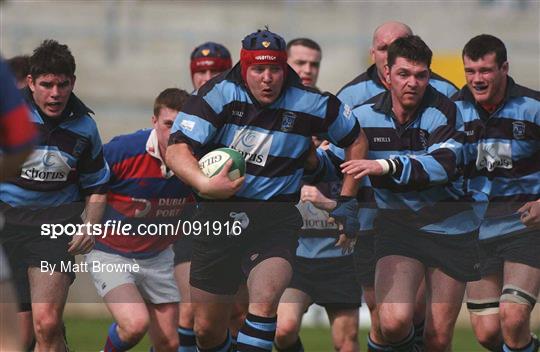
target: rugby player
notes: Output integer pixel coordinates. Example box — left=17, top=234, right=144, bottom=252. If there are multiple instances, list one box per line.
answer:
left=335, top=21, right=459, bottom=351
left=175, top=42, right=233, bottom=352
left=166, top=28, right=367, bottom=352
left=341, top=35, right=481, bottom=351
left=189, top=42, right=233, bottom=91
left=286, top=38, right=321, bottom=89
left=87, top=88, right=193, bottom=352
left=455, top=34, right=540, bottom=352
left=0, top=56, right=37, bottom=352
left=275, top=38, right=361, bottom=352
left=0, top=39, right=109, bottom=352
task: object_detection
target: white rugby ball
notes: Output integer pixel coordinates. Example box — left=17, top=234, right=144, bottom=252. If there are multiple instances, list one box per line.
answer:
left=198, top=147, right=246, bottom=181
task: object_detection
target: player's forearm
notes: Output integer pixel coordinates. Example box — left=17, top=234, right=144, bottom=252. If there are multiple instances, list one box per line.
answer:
left=340, top=130, right=368, bottom=197
left=84, top=194, right=106, bottom=225
left=166, top=143, right=207, bottom=192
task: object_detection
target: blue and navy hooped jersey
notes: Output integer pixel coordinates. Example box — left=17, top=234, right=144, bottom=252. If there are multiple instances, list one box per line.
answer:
left=338, top=64, right=458, bottom=110
left=454, top=77, right=540, bottom=240
left=352, top=86, right=480, bottom=235
left=97, top=129, right=195, bottom=258
left=334, top=66, right=458, bottom=233
left=0, top=89, right=109, bottom=222
left=170, top=63, right=360, bottom=201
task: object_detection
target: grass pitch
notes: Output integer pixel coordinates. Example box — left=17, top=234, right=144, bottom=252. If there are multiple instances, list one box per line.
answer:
left=63, top=316, right=511, bottom=351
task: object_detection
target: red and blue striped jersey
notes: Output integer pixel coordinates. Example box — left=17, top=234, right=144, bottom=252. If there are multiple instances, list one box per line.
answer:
left=0, top=58, right=36, bottom=154
left=96, top=128, right=195, bottom=258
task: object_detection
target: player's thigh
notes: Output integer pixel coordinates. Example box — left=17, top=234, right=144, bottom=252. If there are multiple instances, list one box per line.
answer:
left=503, top=261, right=540, bottom=299
left=375, top=255, right=424, bottom=305
left=425, top=267, right=466, bottom=334
left=0, top=281, right=23, bottom=352
left=247, top=256, right=293, bottom=304
left=103, top=283, right=149, bottom=329
left=28, top=267, right=70, bottom=307
left=175, top=261, right=191, bottom=301
left=466, top=273, right=502, bottom=328
left=277, top=288, right=312, bottom=333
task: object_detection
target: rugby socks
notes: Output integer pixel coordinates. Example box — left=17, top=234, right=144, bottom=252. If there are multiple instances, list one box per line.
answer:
left=388, top=327, right=415, bottom=352
left=413, top=320, right=424, bottom=349
left=503, top=335, right=539, bottom=352
left=196, top=330, right=231, bottom=352
left=274, top=337, right=304, bottom=352
left=178, top=326, right=197, bottom=352
left=367, top=335, right=392, bottom=351
left=237, top=313, right=276, bottom=351
left=103, top=322, right=137, bottom=352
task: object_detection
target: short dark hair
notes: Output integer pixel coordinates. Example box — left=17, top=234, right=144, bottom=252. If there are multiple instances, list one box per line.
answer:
left=286, top=38, right=322, bottom=53
left=153, top=88, right=190, bottom=116
left=7, top=55, right=30, bottom=82
left=462, top=34, right=507, bottom=67
left=29, top=39, right=76, bottom=79
left=387, top=35, right=432, bottom=69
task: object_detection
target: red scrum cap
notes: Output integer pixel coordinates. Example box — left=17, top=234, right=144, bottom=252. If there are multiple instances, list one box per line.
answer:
left=240, top=29, right=288, bottom=82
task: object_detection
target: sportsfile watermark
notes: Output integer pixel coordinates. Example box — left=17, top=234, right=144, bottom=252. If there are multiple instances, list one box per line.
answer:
left=41, top=219, right=244, bottom=239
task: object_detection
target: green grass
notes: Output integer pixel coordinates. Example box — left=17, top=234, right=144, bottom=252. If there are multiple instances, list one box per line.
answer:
left=63, top=316, right=517, bottom=352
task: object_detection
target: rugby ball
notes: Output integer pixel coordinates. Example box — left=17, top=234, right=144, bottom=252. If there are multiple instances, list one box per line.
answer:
left=198, top=147, right=246, bottom=180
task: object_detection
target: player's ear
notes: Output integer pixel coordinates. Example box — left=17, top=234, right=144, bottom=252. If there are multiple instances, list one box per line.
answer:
left=27, top=74, right=35, bottom=92
left=384, top=65, right=391, bottom=84
left=501, top=61, right=509, bottom=75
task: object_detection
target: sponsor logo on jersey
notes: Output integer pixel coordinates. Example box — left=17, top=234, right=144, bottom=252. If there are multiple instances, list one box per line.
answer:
left=343, top=104, right=352, bottom=119
left=373, top=137, right=391, bottom=143
left=476, top=141, right=513, bottom=171
left=231, top=110, right=244, bottom=118
left=180, top=119, right=195, bottom=132
left=230, top=130, right=273, bottom=167
left=281, top=111, right=296, bottom=132
left=512, top=121, right=526, bottom=139
left=295, top=202, right=337, bottom=230
left=20, top=149, right=71, bottom=182
left=230, top=212, right=250, bottom=229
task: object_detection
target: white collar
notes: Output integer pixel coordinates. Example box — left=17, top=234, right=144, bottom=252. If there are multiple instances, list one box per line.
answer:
left=145, top=129, right=174, bottom=178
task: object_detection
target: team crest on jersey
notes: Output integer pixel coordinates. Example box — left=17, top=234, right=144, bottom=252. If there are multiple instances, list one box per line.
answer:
left=262, top=41, right=270, bottom=48
left=72, top=138, right=87, bottom=159
left=281, top=111, right=296, bottom=132
left=512, top=121, right=526, bottom=139
left=201, top=49, right=210, bottom=56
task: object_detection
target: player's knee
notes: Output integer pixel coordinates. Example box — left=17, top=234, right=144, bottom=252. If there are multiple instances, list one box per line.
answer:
left=152, top=333, right=179, bottom=352
left=378, top=308, right=410, bottom=342
left=193, top=319, right=221, bottom=343
left=500, top=302, right=530, bottom=332
left=275, top=317, right=301, bottom=342
left=120, top=315, right=149, bottom=342
left=332, top=326, right=358, bottom=352
left=379, top=318, right=410, bottom=342
left=424, top=329, right=452, bottom=352
left=33, top=313, right=62, bottom=341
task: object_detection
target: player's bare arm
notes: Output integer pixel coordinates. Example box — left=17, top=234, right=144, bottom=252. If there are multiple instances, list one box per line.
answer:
left=68, top=193, right=106, bottom=255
